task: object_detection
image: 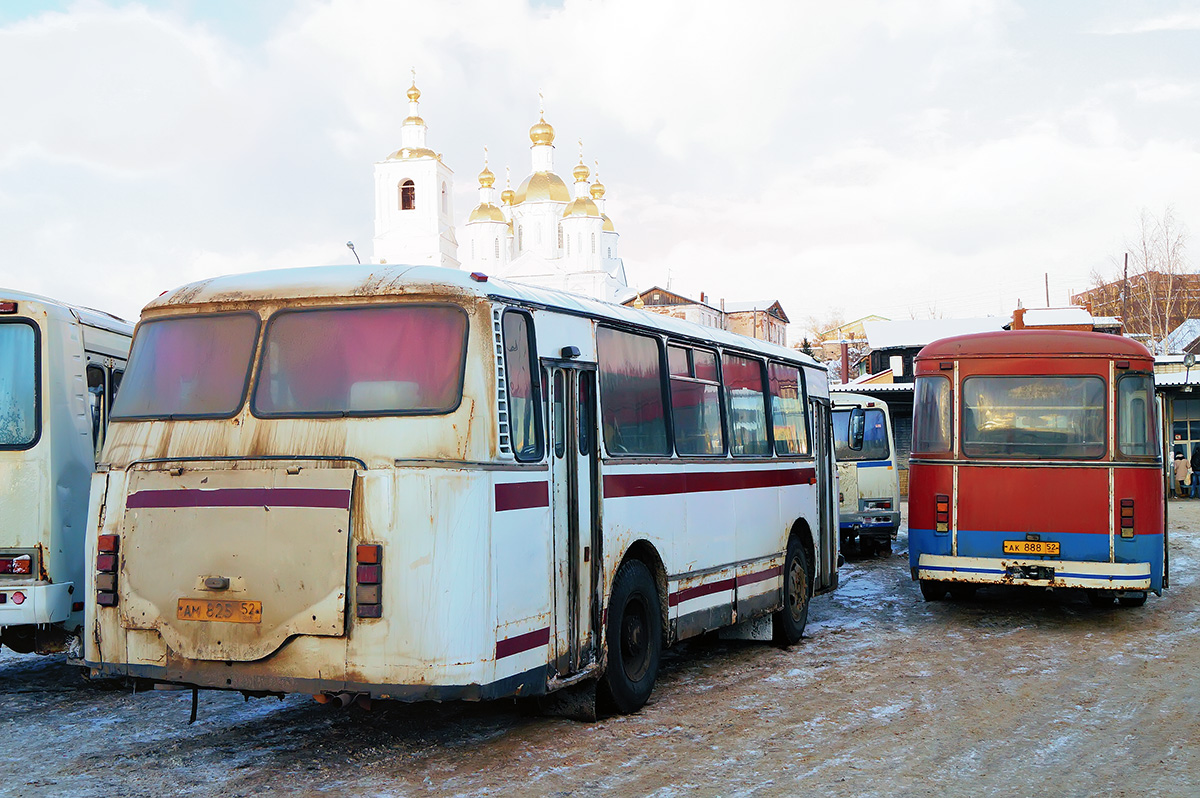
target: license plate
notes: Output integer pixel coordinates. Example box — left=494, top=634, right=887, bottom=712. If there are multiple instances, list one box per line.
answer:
left=177, top=598, right=262, bottom=624
left=1003, top=540, right=1060, bottom=556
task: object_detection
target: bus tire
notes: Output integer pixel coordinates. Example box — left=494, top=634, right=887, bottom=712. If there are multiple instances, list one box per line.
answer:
left=600, top=559, right=661, bottom=714
left=919, top=580, right=946, bottom=601
left=1118, top=592, right=1147, bottom=608
left=773, top=538, right=811, bottom=646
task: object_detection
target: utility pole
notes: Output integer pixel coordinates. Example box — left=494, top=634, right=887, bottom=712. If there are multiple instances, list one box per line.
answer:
left=1045, top=273, right=1049, bottom=307
left=1122, top=252, right=1129, bottom=328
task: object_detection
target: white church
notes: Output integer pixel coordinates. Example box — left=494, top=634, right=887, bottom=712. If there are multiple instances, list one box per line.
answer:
left=371, top=78, right=632, bottom=304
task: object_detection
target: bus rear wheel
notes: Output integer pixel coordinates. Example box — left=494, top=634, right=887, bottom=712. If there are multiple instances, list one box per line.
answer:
left=773, top=538, right=811, bottom=646
left=600, top=559, right=661, bottom=714
left=919, top=580, right=946, bottom=601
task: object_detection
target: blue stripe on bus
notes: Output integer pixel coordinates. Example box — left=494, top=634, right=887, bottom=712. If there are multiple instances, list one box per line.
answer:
left=854, top=461, right=894, bottom=468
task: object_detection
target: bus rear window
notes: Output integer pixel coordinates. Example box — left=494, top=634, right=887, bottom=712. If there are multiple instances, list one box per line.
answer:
left=0, top=322, right=38, bottom=447
left=253, top=305, right=468, bottom=417
left=833, top=408, right=889, bottom=461
left=912, top=375, right=952, bottom=454
left=112, top=314, right=259, bottom=419
left=1117, top=374, right=1157, bottom=458
left=962, top=376, right=1105, bottom=459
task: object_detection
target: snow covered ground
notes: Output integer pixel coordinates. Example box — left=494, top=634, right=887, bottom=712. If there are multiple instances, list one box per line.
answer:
left=2, top=501, right=1197, bottom=797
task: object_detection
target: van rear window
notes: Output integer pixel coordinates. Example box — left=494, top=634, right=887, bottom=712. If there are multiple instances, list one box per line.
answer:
left=252, top=305, right=468, bottom=417
left=112, top=314, right=259, bottom=419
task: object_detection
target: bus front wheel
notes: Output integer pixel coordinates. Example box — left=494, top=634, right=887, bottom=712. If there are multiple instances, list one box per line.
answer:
left=919, top=580, right=947, bottom=601
left=600, top=559, right=662, bottom=714
left=773, top=538, right=811, bottom=646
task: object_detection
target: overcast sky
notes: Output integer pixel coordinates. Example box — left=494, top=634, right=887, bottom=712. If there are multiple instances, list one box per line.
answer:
left=2, top=0, right=1199, bottom=334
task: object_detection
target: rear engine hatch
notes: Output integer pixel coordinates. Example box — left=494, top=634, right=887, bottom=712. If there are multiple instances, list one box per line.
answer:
left=118, top=467, right=354, bottom=662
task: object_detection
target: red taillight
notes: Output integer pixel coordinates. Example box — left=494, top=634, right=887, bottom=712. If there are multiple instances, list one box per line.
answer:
left=96, top=592, right=117, bottom=607
left=1120, top=499, right=1134, bottom=538
left=0, top=555, right=32, bottom=575
left=935, top=494, right=950, bottom=532
left=96, top=554, right=118, bottom=573
left=470, top=272, right=488, bottom=282
left=96, top=536, right=119, bottom=607
left=356, top=544, right=383, bottom=619
left=98, top=535, right=120, bottom=553
left=11, top=591, right=25, bottom=605
left=0, top=301, right=16, bottom=314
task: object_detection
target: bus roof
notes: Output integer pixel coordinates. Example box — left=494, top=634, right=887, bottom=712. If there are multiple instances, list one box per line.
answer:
left=915, top=329, right=1154, bottom=361
left=146, top=264, right=822, bottom=368
left=0, top=286, right=134, bottom=336
left=830, top=391, right=891, bottom=409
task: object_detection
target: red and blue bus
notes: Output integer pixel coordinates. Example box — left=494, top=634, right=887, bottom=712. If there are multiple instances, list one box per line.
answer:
left=908, top=330, right=1165, bottom=607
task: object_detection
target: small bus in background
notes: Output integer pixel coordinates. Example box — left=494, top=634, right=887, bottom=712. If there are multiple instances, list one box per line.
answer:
left=85, top=264, right=839, bottom=714
left=908, top=330, right=1165, bottom=607
left=831, top=392, right=901, bottom=556
left=0, top=289, right=132, bottom=654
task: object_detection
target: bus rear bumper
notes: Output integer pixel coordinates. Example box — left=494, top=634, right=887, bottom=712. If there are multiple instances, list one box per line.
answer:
left=917, top=555, right=1151, bottom=591
left=0, top=582, right=73, bottom=627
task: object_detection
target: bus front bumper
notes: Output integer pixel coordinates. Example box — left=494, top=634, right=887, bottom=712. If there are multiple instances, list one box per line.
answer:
left=0, top=582, right=73, bottom=627
left=917, top=555, right=1151, bottom=591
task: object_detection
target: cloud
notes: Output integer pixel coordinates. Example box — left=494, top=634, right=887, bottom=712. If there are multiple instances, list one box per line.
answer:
left=1092, top=12, right=1200, bottom=35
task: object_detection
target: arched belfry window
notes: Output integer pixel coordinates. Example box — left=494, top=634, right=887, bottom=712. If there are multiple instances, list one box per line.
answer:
left=441, top=182, right=448, bottom=214
left=400, top=179, right=416, bottom=211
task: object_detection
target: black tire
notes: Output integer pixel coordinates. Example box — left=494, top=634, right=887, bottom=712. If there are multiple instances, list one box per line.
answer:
left=600, top=559, right=662, bottom=714
left=920, top=580, right=946, bottom=601
left=948, top=584, right=977, bottom=601
left=1087, top=590, right=1115, bottom=608
left=773, top=539, right=811, bottom=646
left=1118, top=592, right=1147, bottom=608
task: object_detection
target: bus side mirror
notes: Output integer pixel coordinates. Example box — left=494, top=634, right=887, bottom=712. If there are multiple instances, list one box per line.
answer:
left=848, top=407, right=865, bottom=451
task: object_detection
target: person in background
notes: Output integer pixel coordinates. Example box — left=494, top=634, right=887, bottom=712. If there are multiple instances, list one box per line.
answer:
left=1175, top=452, right=1191, bottom=498
left=1190, top=446, right=1200, bottom=498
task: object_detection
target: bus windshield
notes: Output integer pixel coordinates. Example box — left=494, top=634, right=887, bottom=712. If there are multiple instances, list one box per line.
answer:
left=962, top=375, right=1105, bottom=459
left=253, top=305, right=468, bottom=417
left=112, top=314, right=260, bottom=419
left=0, top=322, right=37, bottom=446
left=833, top=408, right=889, bottom=461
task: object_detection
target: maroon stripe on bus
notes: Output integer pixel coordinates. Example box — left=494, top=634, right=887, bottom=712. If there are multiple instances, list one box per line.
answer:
left=604, top=467, right=815, bottom=499
left=495, top=481, right=550, bottom=512
left=495, top=626, right=551, bottom=659
left=668, top=577, right=736, bottom=608
left=125, top=488, right=351, bottom=510
left=736, top=565, right=783, bottom=587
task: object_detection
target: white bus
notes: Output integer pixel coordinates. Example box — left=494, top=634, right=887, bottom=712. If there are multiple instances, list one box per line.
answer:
left=1, top=289, right=132, bottom=654
left=831, top=392, right=901, bottom=556
left=85, top=265, right=838, bottom=714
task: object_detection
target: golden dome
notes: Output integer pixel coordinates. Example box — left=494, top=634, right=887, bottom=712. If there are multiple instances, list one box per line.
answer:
left=590, top=181, right=606, bottom=199
left=529, top=116, right=555, bottom=146
left=573, top=161, right=590, bottom=182
left=514, top=171, right=570, bottom=203
left=501, top=188, right=516, bottom=205
left=563, top=196, right=600, bottom=218
left=468, top=203, right=506, bottom=223
left=602, top=213, right=615, bottom=232
left=478, top=165, right=495, bottom=188
left=387, top=146, right=437, bottom=160
left=403, top=115, right=424, bottom=127
left=407, top=83, right=421, bottom=102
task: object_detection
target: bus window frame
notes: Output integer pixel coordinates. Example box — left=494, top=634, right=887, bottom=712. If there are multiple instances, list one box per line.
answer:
left=250, top=303, right=470, bottom=420
left=0, top=318, right=42, bottom=451
left=722, top=351, right=773, bottom=458
left=501, top=308, right=545, bottom=463
left=959, top=373, right=1108, bottom=461
left=113, top=311, right=262, bottom=422
left=767, top=359, right=811, bottom=458
left=911, top=374, right=954, bottom=457
left=596, top=324, right=673, bottom=458
left=1115, top=370, right=1159, bottom=461
left=665, top=341, right=726, bottom=458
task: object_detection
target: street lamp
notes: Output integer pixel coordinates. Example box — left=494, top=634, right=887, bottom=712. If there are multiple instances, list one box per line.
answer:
left=346, top=241, right=360, bottom=264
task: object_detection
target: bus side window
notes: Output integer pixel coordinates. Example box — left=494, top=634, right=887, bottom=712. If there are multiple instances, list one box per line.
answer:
left=86, top=364, right=106, bottom=456
left=768, top=362, right=809, bottom=456
left=721, top=353, right=770, bottom=456
left=501, top=311, right=543, bottom=462
left=109, top=368, right=124, bottom=407
left=596, top=327, right=670, bottom=456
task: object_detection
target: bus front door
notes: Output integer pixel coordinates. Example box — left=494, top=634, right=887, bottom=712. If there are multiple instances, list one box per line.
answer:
left=547, top=364, right=600, bottom=676
left=812, top=399, right=839, bottom=590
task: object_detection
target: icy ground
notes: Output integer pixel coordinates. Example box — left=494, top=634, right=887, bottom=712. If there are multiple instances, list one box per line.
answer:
left=2, top=502, right=1199, bottom=797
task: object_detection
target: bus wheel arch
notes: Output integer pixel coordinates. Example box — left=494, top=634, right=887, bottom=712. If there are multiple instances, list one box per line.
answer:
left=600, top=544, right=665, bottom=714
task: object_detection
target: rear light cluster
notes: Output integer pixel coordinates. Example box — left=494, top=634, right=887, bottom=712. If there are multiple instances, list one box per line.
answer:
left=95, top=535, right=119, bottom=607
left=0, top=592, right=24, bottom=605
left=356, top=544, right=382, bottom=619
left=1120, top=499, right=1134, bottom=539
left=0, top=555, right=32, bottom=575
left=936, top=494, right=950, bottom=533
left=865, top=499, right=893, bottom=511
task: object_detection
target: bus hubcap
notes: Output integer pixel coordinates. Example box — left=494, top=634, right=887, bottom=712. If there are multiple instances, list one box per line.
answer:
left=621, top=597, right=650, bottom=681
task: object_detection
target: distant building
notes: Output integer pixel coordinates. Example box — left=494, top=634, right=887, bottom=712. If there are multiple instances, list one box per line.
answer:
left=813, top=315, right=888, bottom=362
left=624, top=288, right=789, bottom=345
left=1071, top=271, right=1200, bottom=349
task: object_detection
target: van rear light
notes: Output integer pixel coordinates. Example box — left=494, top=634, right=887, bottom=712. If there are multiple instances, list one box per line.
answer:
left=1120, top=499, right=1134, bottom=538
left=96, top=536, right=119, bottom=607
left=936, top=494, right=950, bottom=533
left=0, top=301, right=16, bottom=314
left=356, top=544, right=383, bottom=619
left=0, top=555, right=31, bottom=575
left=11, top=591, right=25, bottom=605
